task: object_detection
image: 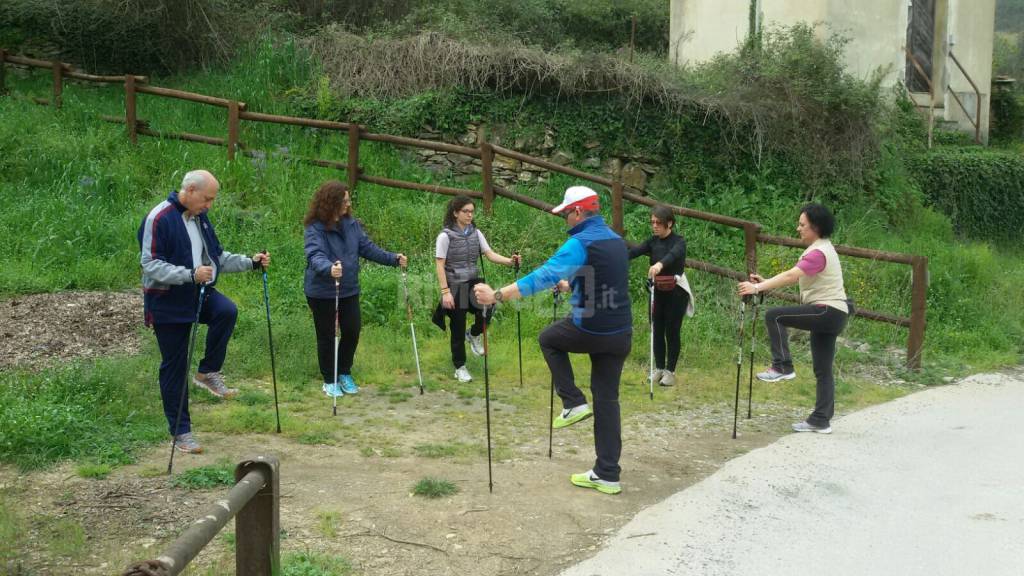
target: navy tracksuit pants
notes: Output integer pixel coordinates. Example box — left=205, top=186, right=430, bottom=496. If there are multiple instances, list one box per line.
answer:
left=539, top=317, right=632, bottom=483
left=153, top=289, right=237, bottom=435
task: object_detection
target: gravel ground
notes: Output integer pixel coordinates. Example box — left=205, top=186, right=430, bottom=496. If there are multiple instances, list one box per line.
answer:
left=0, top=291, right=142, bottom=370
left=560, top=368, right=1024, bottom=576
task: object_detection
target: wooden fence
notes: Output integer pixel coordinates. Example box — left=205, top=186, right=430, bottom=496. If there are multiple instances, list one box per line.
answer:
left=0, top=51, right=929, bottom=368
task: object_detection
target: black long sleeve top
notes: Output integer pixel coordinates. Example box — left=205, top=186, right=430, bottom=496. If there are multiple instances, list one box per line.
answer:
left=628, top=232, right=687, bottom=276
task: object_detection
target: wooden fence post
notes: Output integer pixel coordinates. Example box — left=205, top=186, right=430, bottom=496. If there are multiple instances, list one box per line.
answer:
left=0, top=49, right=7, bottom=95
left=125, top=75, right=137, bottom=145
left=227, top=101, right=240, bottom=161
left=907, top=255, right=928, bottom=370
left=743, top=224, right=760, bottom=276
left=51, top=60, right=64, bottom=109
left=611, top=170, right=624, bottom=235
left=480, top=136, right=494, bottom=214
left=347, top=124, right=360, bottom=191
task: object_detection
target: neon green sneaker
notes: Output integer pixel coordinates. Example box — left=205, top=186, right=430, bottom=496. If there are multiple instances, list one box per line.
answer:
left=570, top=470, right=621, bottom=495
left=553, top=403, right=592, bottom=429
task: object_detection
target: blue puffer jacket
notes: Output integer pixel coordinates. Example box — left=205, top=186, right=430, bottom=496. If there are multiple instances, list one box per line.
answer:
left=304, top=217, right=399, bottom=299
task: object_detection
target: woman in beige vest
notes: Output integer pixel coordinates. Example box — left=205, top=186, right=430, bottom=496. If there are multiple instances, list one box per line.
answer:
left=738, top=204, right=849, bottom=434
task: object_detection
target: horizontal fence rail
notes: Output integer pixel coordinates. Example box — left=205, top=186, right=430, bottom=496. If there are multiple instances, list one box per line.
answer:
left=122, top=456, right=280, bottom=576
left=0, top=51, right=929, bottom=368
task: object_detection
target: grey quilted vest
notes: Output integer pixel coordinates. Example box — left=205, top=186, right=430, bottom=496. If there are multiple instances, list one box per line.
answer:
left=442, top=226, right=480, bottom=285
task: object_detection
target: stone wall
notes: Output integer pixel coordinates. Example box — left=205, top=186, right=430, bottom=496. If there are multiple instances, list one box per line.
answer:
left=411, top=123, right=660, bottom=193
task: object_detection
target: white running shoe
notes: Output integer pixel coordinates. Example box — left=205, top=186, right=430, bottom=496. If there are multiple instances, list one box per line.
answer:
left=454, top=365, right=473, bottom=382
left=466, top=332, right=485, bottom=356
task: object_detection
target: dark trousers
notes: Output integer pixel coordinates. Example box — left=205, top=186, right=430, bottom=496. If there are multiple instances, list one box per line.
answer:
left=449, top=305, right=484, bottom=368
left=307, top=295, right=362, bottom=382
left=651, top=288, right=689, bottom=372
left=539, top=318, right=632, bottom=482
left=764, top=304, right=848, bottom=427
left=153, top=289, right=238, bottom=436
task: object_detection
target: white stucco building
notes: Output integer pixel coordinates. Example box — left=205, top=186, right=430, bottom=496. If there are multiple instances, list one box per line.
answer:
left=670, top=0, right=997, bottom=143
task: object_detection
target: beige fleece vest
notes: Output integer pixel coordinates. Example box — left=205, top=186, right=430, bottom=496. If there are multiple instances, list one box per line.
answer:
left=798, top=239, right=848, bottom=313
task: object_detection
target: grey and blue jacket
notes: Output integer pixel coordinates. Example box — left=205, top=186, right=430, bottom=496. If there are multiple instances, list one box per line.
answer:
left=138, top=191, right=255, bottom=326
left=303, top=217, right=400, bottom=299
left=516, top=215, right=632, bottom=335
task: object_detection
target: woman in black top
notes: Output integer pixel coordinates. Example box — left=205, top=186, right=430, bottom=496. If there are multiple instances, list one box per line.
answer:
left=629, top=205, right=689, bottom=386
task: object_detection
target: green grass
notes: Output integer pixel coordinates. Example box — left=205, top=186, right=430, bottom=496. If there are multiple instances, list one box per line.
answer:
left=281, top=551, right=353, bottom=576
left=0, top=490, right=27, bottom=567
left=412, top=477, right=459, bottom=499
left=172, top=461, right=236, bottom=490
left=316, top=510, right=342, bottom=538
left=76, top=462, right=113, bottom=479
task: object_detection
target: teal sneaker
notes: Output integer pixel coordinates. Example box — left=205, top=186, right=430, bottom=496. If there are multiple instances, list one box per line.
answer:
left=322, top=382, right=344, bottom=398
left=570, top=470, right=621, bottom=495
left=553, top=403, right=592, bottom=429
left=340, top=375, right=359, bottom=395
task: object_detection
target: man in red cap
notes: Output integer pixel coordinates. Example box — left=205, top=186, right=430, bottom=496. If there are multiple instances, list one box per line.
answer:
left=475, top=185, right=632, bottom=494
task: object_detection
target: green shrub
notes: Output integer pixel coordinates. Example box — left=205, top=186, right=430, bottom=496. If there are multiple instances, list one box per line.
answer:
left=907, top=147, right=1024, bottom=243
left=412, top=477, right=459, bottom=498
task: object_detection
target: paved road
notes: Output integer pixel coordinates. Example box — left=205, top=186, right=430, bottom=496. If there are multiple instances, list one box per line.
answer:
left=560, top=370, right=1024, bottom=576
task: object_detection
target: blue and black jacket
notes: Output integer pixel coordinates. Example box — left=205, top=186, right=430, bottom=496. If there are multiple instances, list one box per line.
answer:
left=516, top=216, right=632, bottom=334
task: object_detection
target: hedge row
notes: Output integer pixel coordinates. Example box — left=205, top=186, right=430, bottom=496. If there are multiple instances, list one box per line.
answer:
left=908, top=147, right=1024, bottom=244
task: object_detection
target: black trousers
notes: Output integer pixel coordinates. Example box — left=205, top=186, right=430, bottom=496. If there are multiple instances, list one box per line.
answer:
left=651, top=287, right=689, bottom=372
left=539, top=318, right=632, bottom=482
left=307, top=295, right=361, bottom=383
left=764, top=304, right=848, bottom=427
left=447, top=281, right=485, bottom=368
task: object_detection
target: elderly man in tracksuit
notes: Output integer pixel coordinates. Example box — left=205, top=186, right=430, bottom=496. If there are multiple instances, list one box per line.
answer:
left=138, top=169, right=269, bottom=454
left=475, top=185, right=632, bottom=494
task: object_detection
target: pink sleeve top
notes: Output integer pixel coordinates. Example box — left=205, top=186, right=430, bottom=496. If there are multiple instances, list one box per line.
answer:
left=796, top=249, right=826, bottom=276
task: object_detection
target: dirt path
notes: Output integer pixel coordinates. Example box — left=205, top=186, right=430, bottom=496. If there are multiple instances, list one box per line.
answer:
left=2, top=388, right=805, bottom=575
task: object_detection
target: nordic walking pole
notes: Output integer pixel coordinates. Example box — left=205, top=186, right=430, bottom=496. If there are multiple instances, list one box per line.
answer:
left=548, top=285, right=560, bottom=459
left=259, top=251, right=281, bottom=433
left=333, top=261, right=341, bottom=417
left=648, top=278, right=655, bottom=401
left=482, top=303, right=494, bottom=493
left=168, top=283, right=206, bottom=475
left=401, top=265, right=424, bottom=395
left=746, top=292, right=764, bottom=420
left=732, top=295, right=750, bottom=439
left=513, top=252, right=523, bottom=389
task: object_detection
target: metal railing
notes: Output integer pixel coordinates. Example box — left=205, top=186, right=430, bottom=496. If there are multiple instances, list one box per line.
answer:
left=0, top=51, right=930, bottom=369
left=904, top=45, right=936, bottom=149
left=121, top=456, right=280, bottom=576
left=947, top=49, right=982, bottom=144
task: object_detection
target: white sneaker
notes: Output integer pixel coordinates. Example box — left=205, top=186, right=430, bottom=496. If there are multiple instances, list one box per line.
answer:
left=650, top=369, right=663, bottom=384
left=454, top=365, right=473, bottom=382
left=659, top=371, right=676, bottom=386
left=792, top=421, right=832, bottom=434
left=466, top=332, right=484, bottom=356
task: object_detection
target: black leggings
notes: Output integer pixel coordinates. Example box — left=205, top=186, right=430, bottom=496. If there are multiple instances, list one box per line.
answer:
left=650, top=287, right=689, bottom=372
left=307, top=295, right=362, bottom=382
left=764, top=304, right=848, bottom=427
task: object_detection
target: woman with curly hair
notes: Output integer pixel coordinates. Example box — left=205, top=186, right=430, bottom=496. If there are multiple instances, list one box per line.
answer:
left=304, top=180, right=407, bottom=397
